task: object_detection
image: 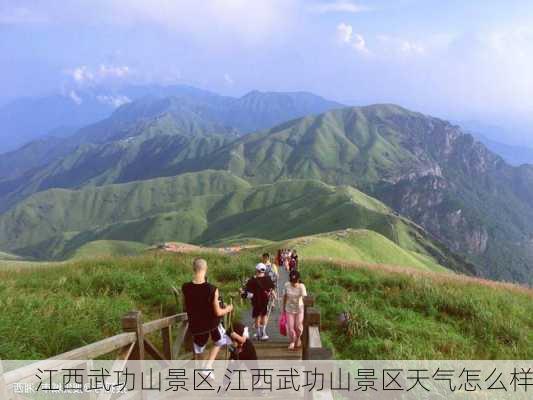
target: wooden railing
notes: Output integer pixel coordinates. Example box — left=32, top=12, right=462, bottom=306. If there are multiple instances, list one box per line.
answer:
left=302, top=295, right=334, bottom=400
left=1, top=311, right=189, bottom=390
left=2, top=292, right=334, bottom=399
left=302, top=295, right=333, bottom=361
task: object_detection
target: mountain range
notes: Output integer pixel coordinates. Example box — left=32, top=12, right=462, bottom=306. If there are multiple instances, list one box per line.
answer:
left=0, top=87, right=531, bottom=284
left=0, top=85, right=342, bottom=154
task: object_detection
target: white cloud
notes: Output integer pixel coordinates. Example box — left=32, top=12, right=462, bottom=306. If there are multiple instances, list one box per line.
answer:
left=336, top=22, right=353, bottom=44
left=308, top=1, right=368, bottom=14
left=69, top=66, right=94, bottom=84
left=336, top=23, right=368, bottom=53
left=96, top=95, right=131, bottom=108
left=352, top=33, right=368, bottom=53
left=65, top=64, right=131, bottom=85
left=68, top=90, right=82, bottom=105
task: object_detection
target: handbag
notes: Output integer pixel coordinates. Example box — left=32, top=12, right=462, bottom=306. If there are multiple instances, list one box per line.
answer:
left=279, top=311, right=287, bottom=336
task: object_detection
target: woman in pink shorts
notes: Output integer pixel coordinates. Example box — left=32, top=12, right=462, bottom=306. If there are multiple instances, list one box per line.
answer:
left=282, top=270, right=307, bottom=350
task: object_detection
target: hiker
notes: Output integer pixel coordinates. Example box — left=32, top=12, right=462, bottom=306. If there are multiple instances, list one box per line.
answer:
left=282, top=257, right=290, bottom=273
left=283, top=270, right=307, bottom=350
left=242, top=263, right=275, bottom=340
left=262, top=252, right=279, bottom=295
left=227, top=322, right=258, bottom=360
left=182, top=258, right=233, bottom=362
left=222, top=321, right=260, bottom=394
left=276, top=249, right=282, bottom=267
left=289, top=249, right=298, bottom=271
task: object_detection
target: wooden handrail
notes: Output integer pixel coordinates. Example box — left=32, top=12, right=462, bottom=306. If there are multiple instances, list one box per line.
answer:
left=3, top=285, right=331, bottom=394
left=3, top=312, right=188, bottom=386
left=143, top=313, right=187, bottom=335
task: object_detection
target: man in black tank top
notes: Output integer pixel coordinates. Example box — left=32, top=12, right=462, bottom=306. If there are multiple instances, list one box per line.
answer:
left=182, top=258, right=233, bottom=362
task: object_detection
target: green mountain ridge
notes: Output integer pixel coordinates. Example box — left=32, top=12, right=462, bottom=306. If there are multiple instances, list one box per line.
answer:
left=1, top=96, right=531, bottom=283
left=0, top=89, right=342, bottom=180
left=190, top=105, right=532, bottom=283
left=0, top=170, right=473, bottom=275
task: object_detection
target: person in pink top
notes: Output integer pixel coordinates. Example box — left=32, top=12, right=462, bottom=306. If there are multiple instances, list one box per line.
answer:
left=282, top=270, right=307, bottom=350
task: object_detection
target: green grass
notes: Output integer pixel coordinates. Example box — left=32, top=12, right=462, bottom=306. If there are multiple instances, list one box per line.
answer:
left=0, top=252, right=530, bottom=360
left=0, top=253, right=249, bottom=359
left=68, top=240, right=148, bottom=259
left=265, top=229, right=448, bottom=272
left=305, top=261, right=533, bottom=359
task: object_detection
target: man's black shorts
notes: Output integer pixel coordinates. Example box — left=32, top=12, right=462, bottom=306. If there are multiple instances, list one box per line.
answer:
left=252, top=301, right=269, bottom=318
left=192, top=326, right=223, bottom=354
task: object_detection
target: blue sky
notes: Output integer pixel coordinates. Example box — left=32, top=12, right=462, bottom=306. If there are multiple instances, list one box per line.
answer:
left=1, top=0, right=533, bottom=143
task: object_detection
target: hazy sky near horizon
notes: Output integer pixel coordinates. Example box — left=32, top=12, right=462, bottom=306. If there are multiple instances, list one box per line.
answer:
left=2, top=0, right=533, bottom=141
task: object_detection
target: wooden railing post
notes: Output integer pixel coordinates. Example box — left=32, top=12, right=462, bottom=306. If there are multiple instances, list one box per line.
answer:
left=121, top=311, right=145, bottom=360
left=303, top=307, right=320, bottom=359
left=161, top=326, right=172, bottom=360
left=302, top=296, right=314, bottom=352
left=303, top=303, right=334, bottom=361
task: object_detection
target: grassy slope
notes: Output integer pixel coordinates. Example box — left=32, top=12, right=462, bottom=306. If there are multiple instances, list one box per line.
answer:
left=305, top=259, right=532, bottom=359
left=0, top=171, right=470, bottom=274
left=68, top=240, right=148, bottom=259
left=0, top=170, right=250, bottom=257
left=205, top=105, right=424, bottom=186
left=0, top=252, right=530, bottom=360
left=265, top=229, right=447, bottom=272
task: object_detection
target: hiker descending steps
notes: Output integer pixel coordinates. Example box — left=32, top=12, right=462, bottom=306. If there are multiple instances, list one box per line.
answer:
left=282, top=270, right=306, bottom=350
left=241, top=263, right=276, bottom=341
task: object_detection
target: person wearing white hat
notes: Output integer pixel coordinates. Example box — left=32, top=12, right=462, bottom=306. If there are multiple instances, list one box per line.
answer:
left=241, top=263, right=275, bottom=340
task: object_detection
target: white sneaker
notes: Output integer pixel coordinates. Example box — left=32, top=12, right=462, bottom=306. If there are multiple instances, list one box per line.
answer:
left=260, top=334, right=269, bottom=341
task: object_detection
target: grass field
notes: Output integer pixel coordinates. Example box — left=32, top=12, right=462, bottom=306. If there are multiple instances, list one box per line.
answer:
left=266, top=229, right=448, bottom=272
left=0, top=251, right=530, bottom=360
left=68, top=240, right=148, bottom=259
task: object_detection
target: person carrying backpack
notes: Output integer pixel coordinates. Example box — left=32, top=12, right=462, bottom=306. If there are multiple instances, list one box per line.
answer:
left=181, top=258, right=233, bottom=363
left=241, top=263, right=275, bottom=341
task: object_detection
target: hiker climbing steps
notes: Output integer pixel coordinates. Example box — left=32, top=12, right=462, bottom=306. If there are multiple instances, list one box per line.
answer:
left=234, top=266, right=302, bottom=360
